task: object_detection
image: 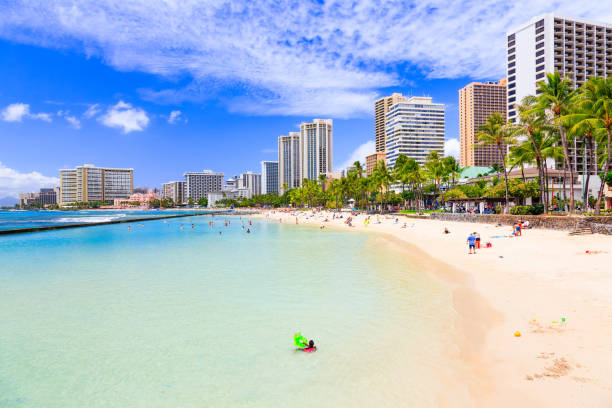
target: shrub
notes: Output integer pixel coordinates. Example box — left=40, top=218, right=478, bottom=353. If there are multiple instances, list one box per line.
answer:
left=510, top=205, right=544, bottom=215
left=510, top=205, right=530, bottom=215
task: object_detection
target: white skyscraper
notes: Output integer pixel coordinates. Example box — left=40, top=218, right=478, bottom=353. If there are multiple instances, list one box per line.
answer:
left=278, top=132, right=302, bottom=193
left=261, top=161, right=279, bottom=195
left=506, top=14, right=611, bottom=173
left=300, top=119, right=333, bottom=182
left=385, top=96, right=445, bottom=168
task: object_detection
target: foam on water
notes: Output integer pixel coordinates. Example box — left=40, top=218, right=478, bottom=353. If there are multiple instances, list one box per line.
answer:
left=0, top=215, right=466, bottom=407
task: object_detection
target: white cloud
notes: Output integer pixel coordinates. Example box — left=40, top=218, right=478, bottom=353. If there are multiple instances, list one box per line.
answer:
left=167, top=110, right=182, bottom=124
left=83, top=104, right=101, bottom=118
left=338, top=140, right=375, bottom=171
left=2, top=1, right=610, bottom=117
left=99, top=100, right=149, bottom=133
left=444, top=138, right=460, bottom=159
left=261, top=148, right=276, bottom=154
left=1, top=103, right=52, bottom=122
left=65, top=115, right=81, bottom=129
left=0, top=161, right=59, bottom=199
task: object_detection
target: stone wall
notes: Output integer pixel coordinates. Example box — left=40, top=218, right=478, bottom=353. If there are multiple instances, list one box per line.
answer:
left=428, top=213, right=612, bottom=235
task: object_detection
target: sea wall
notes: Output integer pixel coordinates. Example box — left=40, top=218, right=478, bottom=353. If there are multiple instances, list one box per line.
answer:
left=428, top=213, right=612, bottom=235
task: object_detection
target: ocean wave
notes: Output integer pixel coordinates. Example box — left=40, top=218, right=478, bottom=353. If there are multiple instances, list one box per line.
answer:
left=54, top=214, right=128, bottom=223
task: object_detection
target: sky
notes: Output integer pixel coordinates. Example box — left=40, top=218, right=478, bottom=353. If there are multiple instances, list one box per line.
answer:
left=1, top=0, right=611, bottom=203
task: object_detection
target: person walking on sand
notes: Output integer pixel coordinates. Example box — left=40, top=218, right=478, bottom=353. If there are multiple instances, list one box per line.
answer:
left=467, top=233, right=476, bottom=254
left=475, top=232, right=481, bottom=249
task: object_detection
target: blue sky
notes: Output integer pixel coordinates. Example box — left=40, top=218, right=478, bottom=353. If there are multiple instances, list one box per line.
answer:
left=1, top=0, right=610, bottom=203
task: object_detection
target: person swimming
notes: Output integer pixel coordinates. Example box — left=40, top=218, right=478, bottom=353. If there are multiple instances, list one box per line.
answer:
left=246, top=228, right=251, bottom=233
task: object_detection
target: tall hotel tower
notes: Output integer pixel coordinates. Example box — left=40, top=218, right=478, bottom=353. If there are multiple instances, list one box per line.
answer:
left=385, top=97, right=445, bottom=168
left=374, top=93, right=407, bottom=153
left=459, top=79, right=507, bottom=167
left=260, top=161, right=279, bottom=195
left=278, top=132, right=302, bottom=193
left=507, top=14, right=611, bottom=173
left=300, top=119, right=333, bottom=181
left=59, top=164, right=133, bottom=205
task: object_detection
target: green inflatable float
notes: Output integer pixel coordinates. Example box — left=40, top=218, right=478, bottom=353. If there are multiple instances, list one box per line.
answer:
left=293, top=332, right=309, bottom=348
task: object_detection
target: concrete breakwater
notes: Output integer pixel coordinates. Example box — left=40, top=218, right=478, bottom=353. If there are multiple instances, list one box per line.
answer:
left=0, top=211, right=258, bottom=235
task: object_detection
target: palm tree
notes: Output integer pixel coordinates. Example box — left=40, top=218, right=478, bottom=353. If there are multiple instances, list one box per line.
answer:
left=404, top=158, right=424, bottom=214
left=393, top=154, right=409, bottom=194
left=532, top=72, right=579, bottom=213
left=329, top=179, right=342, bottom=211
left=318, top=174, right=327, bottom=193
left=567, top=77, right=612, bottom=213
left=475, top=112, right=515, bottom=213
left=507, top=96, right=556, bottom=212
left=442, top=156, right=461, bottom=188
left=372, top=160, right=391, bottom=213
left=508, top=141, right=534, bottom=183
left=424, top=151, right=445, bottom=209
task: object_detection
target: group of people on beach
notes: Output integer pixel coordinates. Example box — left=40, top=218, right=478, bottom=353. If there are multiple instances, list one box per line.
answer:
left=467, top=232, right=481, bottom=254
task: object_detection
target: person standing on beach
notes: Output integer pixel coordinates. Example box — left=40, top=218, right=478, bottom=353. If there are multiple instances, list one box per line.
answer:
left=475, top=232, right=481, bottom=248
left=467, top=233, right=476, bottom=254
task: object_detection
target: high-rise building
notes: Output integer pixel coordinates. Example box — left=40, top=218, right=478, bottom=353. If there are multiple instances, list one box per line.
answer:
left=261, top=161, right=279, bottom=195
left=59, top=164, right=133, bottom=205
left=385, top=96, right=445, bottom=168
left=161, top=181, right=185, bottom=204
left=278, top=132, right=302, bottom=193
left=375, top=93, right=407, bottom=153
left=59, top=169, right=77, bottom=204
left=300, top=119, right=333, bottom=181
left=234, top=172, right=261, bottom=198
left=507, top=14, right=611, bottom=174
left=459, top=79, right=508, bottom=167
left=184, top=170, right=224, bottom=202
left=365, top=152, right=386, bottom=175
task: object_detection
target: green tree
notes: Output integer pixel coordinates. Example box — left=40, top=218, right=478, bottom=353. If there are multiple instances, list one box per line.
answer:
left=567, top=76, right=612, bottom=214
left=532, top=72, right=579, bottom=213
left=475, top=112, right=515, bottom=213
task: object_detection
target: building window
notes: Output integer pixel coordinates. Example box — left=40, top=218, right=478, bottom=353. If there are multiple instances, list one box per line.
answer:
left=536, top=34, right=545, bottom=42
left=508, top=96, right=516, bottom=103
left=536, top=26, right=545, bottom=35
left=509, top=90, right=516, bottom=96
left=536, top=19, right=544, bottom=28
left=508, top=34, right=515, bottom=42
left=508, top=75, right=515, bottom=82
left=536, top=42, right=545, bottom=49
left=508, top=61, right=515, bottom=68
left=536, top=64, right=545, bottom=72
left=508, top=47, right=515, bottom=55
left=536, top=50, right=545, bottom=57
left=536, top=57, right=545, bottom=65
left=508, top=68, right=515, bottom=75
left=509, top=82, right=515, bottom=89
left=536, top=72, right=545, bottom=80
left=508, top=54, right=515, bottom=61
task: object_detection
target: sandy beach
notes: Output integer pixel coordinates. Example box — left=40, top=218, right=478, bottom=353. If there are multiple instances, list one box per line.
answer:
left=255, top=209, right=612, bottom=407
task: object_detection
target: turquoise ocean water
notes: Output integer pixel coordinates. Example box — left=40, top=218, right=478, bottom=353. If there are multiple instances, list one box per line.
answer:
left=0, top=214, right=464, bottom=407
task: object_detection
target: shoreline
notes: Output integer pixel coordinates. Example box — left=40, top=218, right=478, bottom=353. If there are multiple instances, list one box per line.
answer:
left=255, top=209, right=612, bottom=406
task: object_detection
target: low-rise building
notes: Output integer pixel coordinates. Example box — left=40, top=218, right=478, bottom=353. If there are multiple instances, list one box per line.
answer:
left=18, top=188, right=58, bottom=207
left=365, top=152, right=386, bottom=175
